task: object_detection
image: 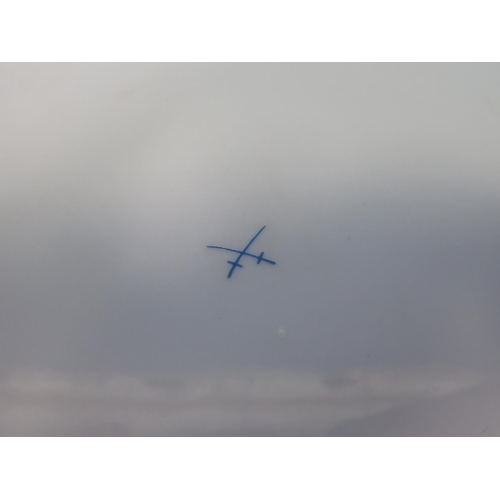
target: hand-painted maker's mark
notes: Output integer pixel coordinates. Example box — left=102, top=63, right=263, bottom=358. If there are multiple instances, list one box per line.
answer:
left=207, top=226, right=276, bottom=278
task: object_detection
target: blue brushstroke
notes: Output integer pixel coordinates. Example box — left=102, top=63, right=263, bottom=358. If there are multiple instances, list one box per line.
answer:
left=207, top=225, right=276, bottom=278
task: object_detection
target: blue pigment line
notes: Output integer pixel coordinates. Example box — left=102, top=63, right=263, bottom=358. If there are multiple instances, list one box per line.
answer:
left=206, top=225, right=276, bottom=278
left=226, top=225, right=267, bottom=278
left=205, top=246, right=276, bottom=265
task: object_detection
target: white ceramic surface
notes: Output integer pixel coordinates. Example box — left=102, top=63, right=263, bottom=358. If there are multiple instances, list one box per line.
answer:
left=1, top=63, right=500, bottom=435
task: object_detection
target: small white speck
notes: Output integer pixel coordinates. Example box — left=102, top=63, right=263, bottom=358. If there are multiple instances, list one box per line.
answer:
left=277, top=327, right=287, bottom=340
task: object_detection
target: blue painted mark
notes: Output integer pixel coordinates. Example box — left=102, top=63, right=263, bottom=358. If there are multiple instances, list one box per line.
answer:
left=207, top=225, right=276, bottom=278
